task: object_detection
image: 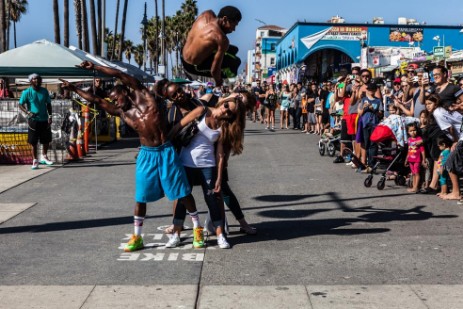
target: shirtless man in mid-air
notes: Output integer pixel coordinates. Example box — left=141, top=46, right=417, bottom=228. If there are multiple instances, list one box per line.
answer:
left=182, top=5, right=242, bottom=87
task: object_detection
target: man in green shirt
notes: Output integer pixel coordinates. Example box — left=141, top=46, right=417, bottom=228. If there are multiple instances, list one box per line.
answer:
left=18, top=73, right=53, bottom=169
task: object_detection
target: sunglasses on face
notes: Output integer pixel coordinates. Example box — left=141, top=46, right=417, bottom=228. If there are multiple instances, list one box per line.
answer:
left=361, top=75, right=370, bottom=78
left=459, top=83, right=463, bottom=87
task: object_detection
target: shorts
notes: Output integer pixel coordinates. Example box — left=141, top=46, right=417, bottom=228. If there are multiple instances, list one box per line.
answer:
left=346, top=113, right=358, bottom=135
left=321, top=111, right=330, bottom=124
left=28, top=119, right=52, bottom=145
left=308, top=113, right=316, bottom=124
left=437, top=170, right=449, bottom=186
left=445, top=141, right=463, bottom=175
left=409, top=162, right=420, bottom=174
left=280, top=105, right=289, bottom=111
left=340, top=119, right=352, bottom=143
left=135, top=143, right=191, bottom=203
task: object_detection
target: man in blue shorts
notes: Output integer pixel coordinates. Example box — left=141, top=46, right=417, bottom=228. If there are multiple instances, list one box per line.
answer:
left=60, top=61, right=202, bottom=251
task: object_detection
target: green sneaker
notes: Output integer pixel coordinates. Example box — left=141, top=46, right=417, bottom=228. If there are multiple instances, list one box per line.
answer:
left=124, top=235, right=144, bottom=252
left=193, top=227, right=205, bottom=248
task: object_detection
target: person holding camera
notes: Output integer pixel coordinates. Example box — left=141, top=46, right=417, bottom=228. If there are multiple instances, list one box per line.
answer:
left=18, top=73, right=54, bottom=169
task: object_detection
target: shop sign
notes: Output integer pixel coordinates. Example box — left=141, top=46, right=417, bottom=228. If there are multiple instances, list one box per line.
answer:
left=389, top=27, right=424, bottom=42
left=321, top=26, right=368, bottom=41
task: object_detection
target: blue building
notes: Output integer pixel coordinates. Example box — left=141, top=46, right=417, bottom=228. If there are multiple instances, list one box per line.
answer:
left=276, top=21, right=463, bottom=83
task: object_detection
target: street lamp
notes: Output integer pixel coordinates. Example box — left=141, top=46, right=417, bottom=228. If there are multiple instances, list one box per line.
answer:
left=433, top=35, right=441, bottom=47
left=141, top=2, right=148, bottom=72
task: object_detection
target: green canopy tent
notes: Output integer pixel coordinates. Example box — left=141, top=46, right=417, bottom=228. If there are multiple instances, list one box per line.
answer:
left=0, top=39, right=102, bottom=78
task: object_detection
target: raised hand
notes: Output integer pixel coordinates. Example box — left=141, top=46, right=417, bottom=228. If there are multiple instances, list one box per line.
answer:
left=79, top=61, right=94, bottom=70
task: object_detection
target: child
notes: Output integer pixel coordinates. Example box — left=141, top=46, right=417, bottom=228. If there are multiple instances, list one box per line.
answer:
left=418, top=110, right=431, bottom=191
left=405, top=123, right=425, bottom=193
left=435, top=136, right=452, bottom=196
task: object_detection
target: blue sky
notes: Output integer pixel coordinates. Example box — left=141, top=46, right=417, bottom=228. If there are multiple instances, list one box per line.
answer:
left=14, top=0, right=463, bottom=67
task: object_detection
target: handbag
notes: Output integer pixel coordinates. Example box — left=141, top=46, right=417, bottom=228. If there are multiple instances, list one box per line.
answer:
left=176, top=106, right=207, bottom=147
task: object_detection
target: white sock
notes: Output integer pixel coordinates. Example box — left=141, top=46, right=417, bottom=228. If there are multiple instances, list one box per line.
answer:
left=188, top=211, right=200, bottom=228
left=134, top=216, right=144, bottom=236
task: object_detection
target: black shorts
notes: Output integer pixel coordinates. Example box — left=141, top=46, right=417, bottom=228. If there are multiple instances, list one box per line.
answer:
left=445, top=141, right=463, bottom=175
left=321, top=111, right=330, bottom=124
left=340, top=119, right=352, bottom=143
left=181, top=45, right=241, bottom=79
left=28, top=119, right=52, bottom=145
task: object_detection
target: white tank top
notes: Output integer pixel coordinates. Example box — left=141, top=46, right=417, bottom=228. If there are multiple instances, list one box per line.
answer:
left=179, top=115, right=221, bottom=167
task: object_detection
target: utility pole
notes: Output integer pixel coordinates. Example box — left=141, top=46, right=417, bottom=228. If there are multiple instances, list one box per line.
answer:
left=141, top=2, right=148, bottom=72
left=159, top=0, right=166, bottom=77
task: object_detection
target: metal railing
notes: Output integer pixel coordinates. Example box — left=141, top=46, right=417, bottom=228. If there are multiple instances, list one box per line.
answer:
left=0, top=99, right=72, bottom=164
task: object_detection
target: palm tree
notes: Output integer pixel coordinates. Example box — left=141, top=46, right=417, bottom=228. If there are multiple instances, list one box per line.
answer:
left=53, top=0, right=60, bottom=44
left=5, top=0, right=11, bottom=49
left=109, top=0, right=120, bottom=60
left=9, top=0, right=28, bottom=48
left=63, top=0, right=69, bottom=47
left=88, top=0, right=98, bottom=54
left=117, top=0, right=128, bottom=61
left=80, top=0, right=89, bottom=52
left=0, top=0, right=6, bottom=52
left=133, top=44, right=144, bottom=69
left=123, top=40, right=133, bottom=63
left=74, top=0, right=82, bottom=49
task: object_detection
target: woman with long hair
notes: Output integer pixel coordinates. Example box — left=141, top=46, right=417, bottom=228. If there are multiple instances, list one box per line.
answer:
left=169, top=95, right=247, bottom=249
left=279, top=84, right=291, bottom=129
left=265, top=84, right=277, bottom=130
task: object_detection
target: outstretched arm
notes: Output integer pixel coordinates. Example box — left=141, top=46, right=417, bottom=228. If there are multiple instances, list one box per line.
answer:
left=60, top=79, right=120, bottom=116
left=79, top=61, right=143, bottom=91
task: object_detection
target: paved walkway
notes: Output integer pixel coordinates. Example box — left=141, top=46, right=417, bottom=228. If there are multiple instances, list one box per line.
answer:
left=2, top=284, right=463, bottom=308
left=0, top=124, right=463, bottom=309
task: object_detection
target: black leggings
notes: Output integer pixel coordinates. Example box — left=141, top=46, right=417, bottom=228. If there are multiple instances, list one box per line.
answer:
left=221, top=168, right=244, bottom=220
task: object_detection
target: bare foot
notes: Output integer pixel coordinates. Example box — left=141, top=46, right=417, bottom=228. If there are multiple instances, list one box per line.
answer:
left=440, top=193, right=461, bottom=200
left=407, top=188, right=418, bottom=193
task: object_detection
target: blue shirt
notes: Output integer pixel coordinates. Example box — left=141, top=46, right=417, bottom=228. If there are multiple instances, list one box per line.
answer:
left=19, top=87, right=51, bottom=121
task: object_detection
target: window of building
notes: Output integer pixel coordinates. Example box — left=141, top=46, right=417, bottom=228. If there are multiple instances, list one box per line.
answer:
left=270, top=58, right=275, bottom=65
left=270, top=43, right=276, bottom=51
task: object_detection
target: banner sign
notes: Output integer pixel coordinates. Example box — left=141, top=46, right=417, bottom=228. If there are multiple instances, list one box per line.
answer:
left=321, top=26, right=368, bottom=41
left=389, top=27, right=424, bottom=42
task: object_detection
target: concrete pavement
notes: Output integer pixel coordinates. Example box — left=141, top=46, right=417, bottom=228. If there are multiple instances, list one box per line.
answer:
left=1, top=122, right=463, bottom=309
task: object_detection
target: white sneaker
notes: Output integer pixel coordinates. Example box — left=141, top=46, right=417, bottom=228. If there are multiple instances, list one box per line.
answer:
left=217, top=234, right=230, bottom=249
left=165, top=234, right=181, bottom=248
left=346, top=161, right=355, bottom=166
left=39, top=156, right=53, bottom=166
left=31, top=159, right=39, bottom=170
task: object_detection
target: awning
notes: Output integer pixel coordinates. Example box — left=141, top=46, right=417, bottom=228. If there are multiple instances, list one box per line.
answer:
left=377, top=65, right=398, bottom=73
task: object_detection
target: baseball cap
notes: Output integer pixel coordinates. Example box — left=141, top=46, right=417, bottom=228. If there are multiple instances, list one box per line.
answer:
left=28, top=73, right=41, bottom=82
left=407, top=63, right=418, bottom=71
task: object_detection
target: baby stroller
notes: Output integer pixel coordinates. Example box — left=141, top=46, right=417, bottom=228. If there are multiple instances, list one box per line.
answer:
left=363, top=116, right=418, bottom=190
left=318, top=125, right=341, bottom=157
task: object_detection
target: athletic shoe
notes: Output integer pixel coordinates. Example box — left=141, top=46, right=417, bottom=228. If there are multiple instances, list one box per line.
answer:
left=39, top=156, right=54, bottom=165
left=333, top=156, right=344, bottom=163
left=31, top=159, right=39, bottom=170
left=124, top=235, right=144, bottom=252
left=217, top=234, right=230, bottom=249
left=346, top=161, right=355, bottom=167
left=165, top=234, right=181, bottom=248
left=193, top=227, right=205, bottom=248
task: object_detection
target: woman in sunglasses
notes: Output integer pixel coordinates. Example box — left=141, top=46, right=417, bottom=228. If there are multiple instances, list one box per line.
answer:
left=169, top=95, right=247, bottom=249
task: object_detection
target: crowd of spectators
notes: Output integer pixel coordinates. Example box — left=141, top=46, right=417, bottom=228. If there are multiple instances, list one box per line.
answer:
left=246, top=64, right=463, bottom=202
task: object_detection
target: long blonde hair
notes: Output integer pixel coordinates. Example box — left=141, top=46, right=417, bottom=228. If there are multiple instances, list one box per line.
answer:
left=218, top=98, right=246, bottom=155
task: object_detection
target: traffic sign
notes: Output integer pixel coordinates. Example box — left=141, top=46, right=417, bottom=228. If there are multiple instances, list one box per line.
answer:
left=433, top=46, right=444, bottom=57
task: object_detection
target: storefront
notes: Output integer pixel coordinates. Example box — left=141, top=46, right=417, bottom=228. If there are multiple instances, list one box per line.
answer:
left=276, top=21, right=463, bottom=83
